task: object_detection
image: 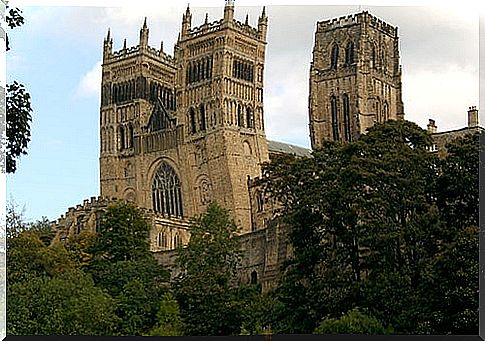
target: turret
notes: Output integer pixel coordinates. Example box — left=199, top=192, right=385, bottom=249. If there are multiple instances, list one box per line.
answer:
left=223, top=0, right=235, bottom=23
left=140, top=17, right=149, bottom=49
left=258, top=6, right=268, bottom=41
left=103, top=28, right=113, bottom=61
left=181, top=4, right=192, bottom=38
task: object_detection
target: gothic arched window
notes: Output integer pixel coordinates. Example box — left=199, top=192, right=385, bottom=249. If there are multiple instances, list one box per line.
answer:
left=200, top=104, right=206, bottom=131
left=345, top=41, right=354, bottom=66
left=383, top=101, right=389, bottom=121
left=343, top=94, right=351, bottom=142
left=246, top=107, right=254, bottom=128
left=330, top=44, right=339, bottom=69
left=174, top=233, right=182, bottom=248
left=237, top=104, right=242, bottom=127
left=251, top=271, right=258, bottom=285
left=158, top=231, right=168, bottom=248
left=119, top=125, right=125, bottom=150
left=331, top=95, right=339, bottom=141
left=152, top=162, right=183, bottom=217
left=189, top=108, right=197, bottom=134
left=128, top=124, right=134, bottom=148
left=371, top=45, right=376, bottom=68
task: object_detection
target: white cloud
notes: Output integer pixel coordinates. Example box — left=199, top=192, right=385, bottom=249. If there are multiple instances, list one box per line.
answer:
left=403, top=64, right=479, bottom=132
left=75, top=60, right=102, bottom=99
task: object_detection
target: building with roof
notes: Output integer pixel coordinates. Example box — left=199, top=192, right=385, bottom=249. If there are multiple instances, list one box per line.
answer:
left=52, top=3, right=480, bottom=289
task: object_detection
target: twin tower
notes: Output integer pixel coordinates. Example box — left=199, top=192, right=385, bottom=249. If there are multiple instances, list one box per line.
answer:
left=99, top=3, right=404, bottom=235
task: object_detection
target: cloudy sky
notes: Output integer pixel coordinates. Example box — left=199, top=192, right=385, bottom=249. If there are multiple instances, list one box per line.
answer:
left=4, top=0, right=483, bottom=222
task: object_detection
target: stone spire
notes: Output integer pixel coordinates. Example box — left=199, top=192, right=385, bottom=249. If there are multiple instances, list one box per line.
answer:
left=258, top=6, right=268, bottom=41
left=181, top=4, right=192, bottom=37
left=140, top=17, right=149, bottom=49
left=223, top=0, right=235, bottom=23
left=103, top=28, right=113, bottom=60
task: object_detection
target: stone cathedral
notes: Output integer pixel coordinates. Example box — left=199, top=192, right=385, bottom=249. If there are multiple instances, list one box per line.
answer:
left=57, top=4, right=479, bottom=289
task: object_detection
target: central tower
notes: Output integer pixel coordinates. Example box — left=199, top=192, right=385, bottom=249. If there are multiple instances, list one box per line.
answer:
left=99, top=2, right=269, bottom=234
left=309, top=11, right=404, bottom=149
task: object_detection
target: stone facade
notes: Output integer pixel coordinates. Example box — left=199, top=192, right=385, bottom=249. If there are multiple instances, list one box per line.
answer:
left=308, top=11, right=405, bottom=149
left=99, top=2, right=269, bottom=236
left=52, top=6, right=480, bottom=290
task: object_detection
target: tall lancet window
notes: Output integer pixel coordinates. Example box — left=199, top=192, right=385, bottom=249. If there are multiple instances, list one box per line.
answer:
left=330, top=44, right=339, bottom=69
left=152, top=162, right=183, bottom=217
left=343, top=94, right=351, bottom=142
left=345, top=41, right=354, bottom=66
left=331, top=95, right=339, bottom=141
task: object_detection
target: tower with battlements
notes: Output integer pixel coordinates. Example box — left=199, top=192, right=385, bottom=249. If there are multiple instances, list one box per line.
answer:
left=98, top=2, right=269, bottom=235
left=308, top=11, right=405, bottom=149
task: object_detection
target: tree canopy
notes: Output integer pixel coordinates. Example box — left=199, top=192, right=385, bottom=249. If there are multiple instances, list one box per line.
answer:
left=262, top=120, right=479, bottom=334
left=174, top=202, right=243, bottom=336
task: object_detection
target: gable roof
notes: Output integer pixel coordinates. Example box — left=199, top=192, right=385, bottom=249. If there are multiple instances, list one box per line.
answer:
left=267, top=139, right=312, bottom=158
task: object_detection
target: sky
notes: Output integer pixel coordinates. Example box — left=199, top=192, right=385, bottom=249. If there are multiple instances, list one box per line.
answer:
left=3, top=0, right=484, bottom=222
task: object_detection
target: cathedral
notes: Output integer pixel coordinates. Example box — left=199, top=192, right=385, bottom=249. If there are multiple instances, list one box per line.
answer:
left=52, top=3, right=480, bottom=289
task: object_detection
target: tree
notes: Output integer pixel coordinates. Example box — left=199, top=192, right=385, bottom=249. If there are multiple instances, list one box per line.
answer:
left=314, top=308, right=392, bottom=335
left=417, top=133, right=480, bottom=334
left=7, top=270, right=119, bottom=335
left=88, top=201, right=169, bottom=336
left=91, top=201, right=153, bottom=262
left=148, top=292, right=184, bottom=336
left=263, top=120, right=452, bottom=333
left=174, top=202, right=242, bottom=336
left=5, top=208, right=119, bottom=335
left=3, top=7, right=33, bottom=173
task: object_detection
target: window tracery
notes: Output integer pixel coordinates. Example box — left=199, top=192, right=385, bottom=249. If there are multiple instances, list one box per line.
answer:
left=152, top=162, right=183, bottom=217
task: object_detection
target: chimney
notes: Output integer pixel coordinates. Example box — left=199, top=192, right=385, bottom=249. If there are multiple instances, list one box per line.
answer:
left=467, top=106, right=478, bottom=127
left=427, top=119, right=437, bottom=134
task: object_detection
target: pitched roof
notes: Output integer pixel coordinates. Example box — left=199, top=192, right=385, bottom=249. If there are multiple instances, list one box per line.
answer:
left=267, top=139, right=312, bottom=158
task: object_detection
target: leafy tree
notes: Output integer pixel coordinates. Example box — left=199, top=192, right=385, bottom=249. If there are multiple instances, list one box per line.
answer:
left=238, top=286, right=283, bottom=335
left=88, top=201, right=169, bottom=335
left=174, top=202, right=242, bottom=336
left=417, top=133, right=480, bottom=334
left=314, top=308, right=392, bottom=335
left=91, top=201, right=152, bottom=262
left=263, top=120, right=449, bottom=333
left=436, top=132, right=479, bottom=235
left=7, top=270, right=119, bottom=335
left=3, top=7, right=33, bottom=173
left=148, top=292, right=184, bottom=336
left=5, top=207, right=119, bottom=335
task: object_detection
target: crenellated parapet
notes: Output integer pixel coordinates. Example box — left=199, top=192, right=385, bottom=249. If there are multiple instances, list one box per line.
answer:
left=52, top=196, right=193, bottom=253
left=105, top=44, right=175, bottom=65
left=317, top=11, right=398, bottom=37
left=52, top=196, right=120, bottom=241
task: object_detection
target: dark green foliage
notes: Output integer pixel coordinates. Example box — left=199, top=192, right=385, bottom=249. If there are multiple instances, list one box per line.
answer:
left=417, top=132, right=480, bottom=334
left=91, top=201, right=152, bottom=262
left=7, top=270, right=119, bottom=335
left=436, top=132, right=479, bottom=233
left=263, top=121, right=478, bottom=334
left=175, top=202, right=242, bottom=336
left=314, top=308, right=392, bottom=335
left=88, top=201, right=169, bottom=336
left=148, top=292, right=184, bottom=336
left=3, top=6, right=33, bottom=173
left=238, top=287, right=284, bottom=335
left=6, top=81, right=32, bottom=173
